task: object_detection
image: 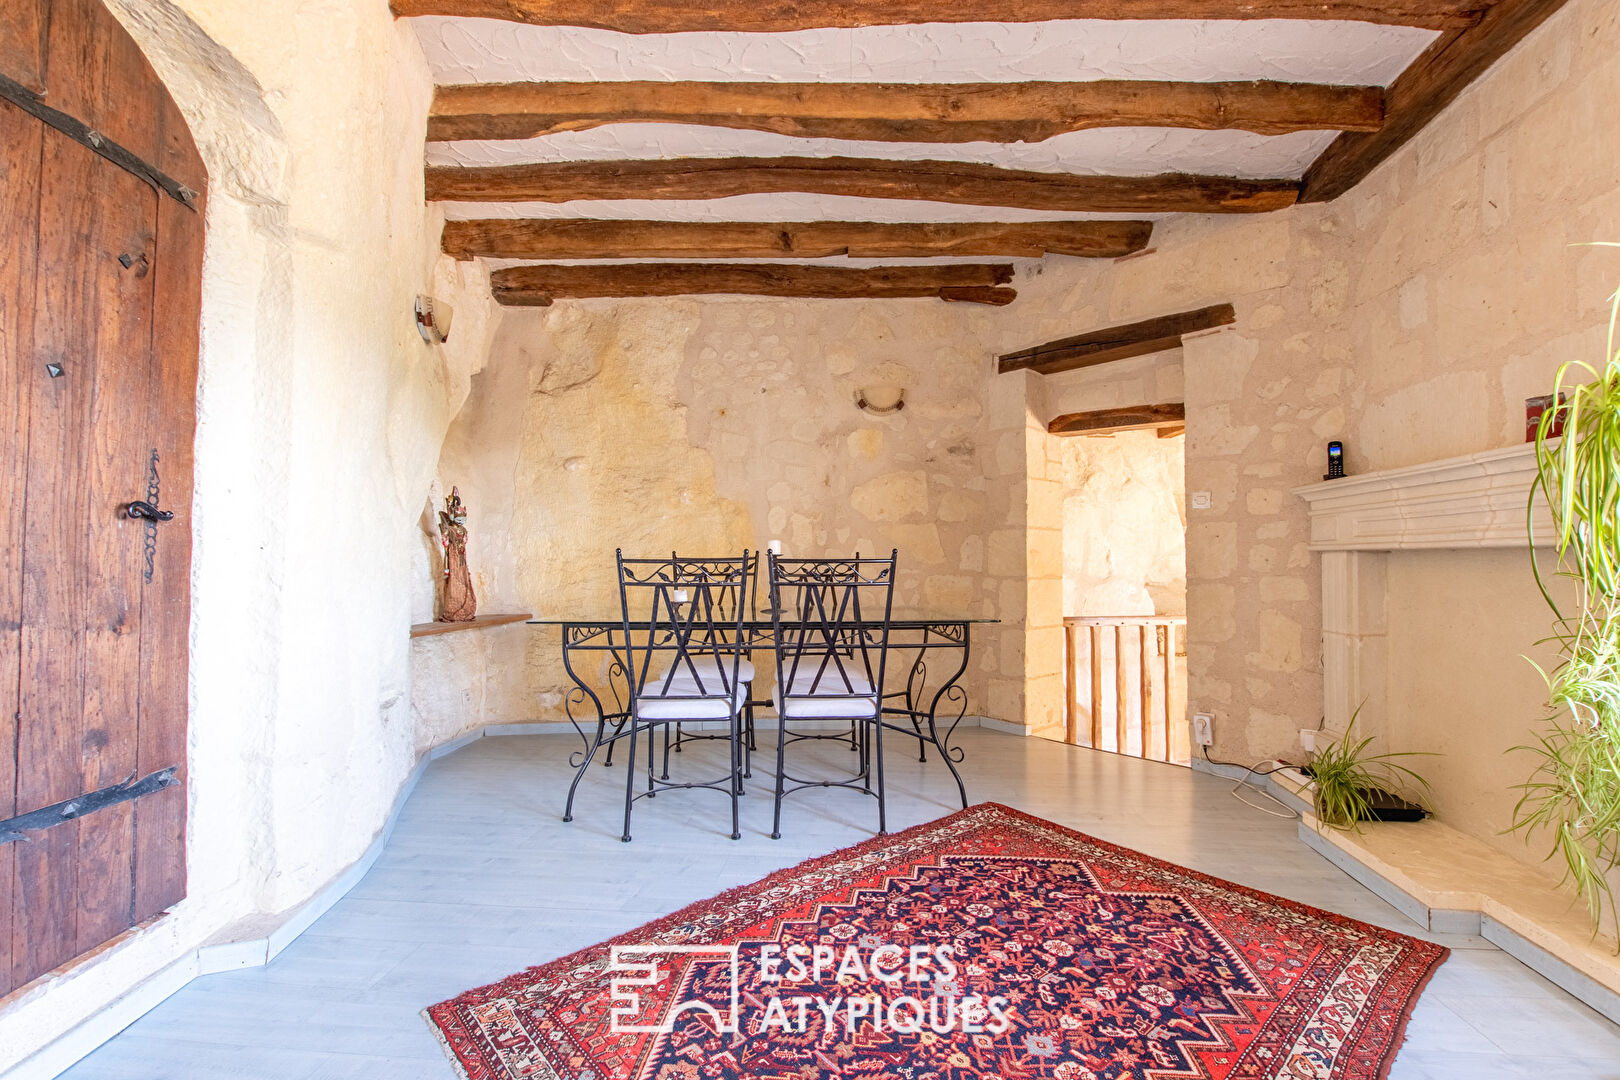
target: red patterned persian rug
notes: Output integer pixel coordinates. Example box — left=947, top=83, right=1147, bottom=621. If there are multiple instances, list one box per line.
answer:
left=425, top=803, right=1446, bottom=1080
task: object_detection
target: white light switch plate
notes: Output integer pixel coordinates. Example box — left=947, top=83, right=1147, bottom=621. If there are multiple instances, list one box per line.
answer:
left=1190, top=491, right=1212, bottom=509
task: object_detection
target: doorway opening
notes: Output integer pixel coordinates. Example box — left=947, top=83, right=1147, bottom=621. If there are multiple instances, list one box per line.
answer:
left=1055, top=427, right=1189, bottom=764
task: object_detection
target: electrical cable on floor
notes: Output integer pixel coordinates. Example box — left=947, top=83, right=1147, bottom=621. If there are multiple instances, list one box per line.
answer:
left=1203, top=748, right=1301, bottom=820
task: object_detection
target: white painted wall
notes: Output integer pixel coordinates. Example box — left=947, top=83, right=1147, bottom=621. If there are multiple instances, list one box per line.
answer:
left=0, top=0, right=499, bottom=1071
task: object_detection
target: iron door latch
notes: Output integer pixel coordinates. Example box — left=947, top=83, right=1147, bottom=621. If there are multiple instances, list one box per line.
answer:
left=125, top=500, right=174, bottom=522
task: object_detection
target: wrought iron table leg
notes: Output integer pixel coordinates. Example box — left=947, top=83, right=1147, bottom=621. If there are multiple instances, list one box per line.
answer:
left=903, top=650, right=930, bottom=762
left=924, top=634, right=972, bottom=810
left=561, top=646, right=613, bottom=823
left=622, top=717, right=640, bottom=842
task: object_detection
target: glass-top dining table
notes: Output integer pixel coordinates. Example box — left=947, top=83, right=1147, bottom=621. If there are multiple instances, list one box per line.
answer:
left=526, top=613, right=998, bottom=822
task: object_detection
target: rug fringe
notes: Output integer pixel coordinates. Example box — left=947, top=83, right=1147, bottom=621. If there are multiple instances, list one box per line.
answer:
left=422, top=1007, right=475, bottom=1080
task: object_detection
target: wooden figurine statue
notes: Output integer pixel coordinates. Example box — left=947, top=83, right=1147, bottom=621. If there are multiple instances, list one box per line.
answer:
left=438, top=486, right=477, bottom=622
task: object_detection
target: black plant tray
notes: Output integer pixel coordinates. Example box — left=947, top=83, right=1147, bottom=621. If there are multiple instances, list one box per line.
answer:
left=1357, top=786, right=1428, bottom=822
left=1300, top=768, right=1428, bottom=822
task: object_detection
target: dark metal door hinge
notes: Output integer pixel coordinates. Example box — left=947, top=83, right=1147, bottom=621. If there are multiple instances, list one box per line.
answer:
left=0, top=767, right=179, bottom=844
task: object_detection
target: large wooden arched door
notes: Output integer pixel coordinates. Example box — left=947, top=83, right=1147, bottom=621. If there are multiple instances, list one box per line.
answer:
left=0, top=0, right=204, bottom=994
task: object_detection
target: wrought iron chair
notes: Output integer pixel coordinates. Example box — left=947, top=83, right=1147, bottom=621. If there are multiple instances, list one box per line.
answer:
left=616, top=550, right=754, bottom=843
left=765, top=550, right=898, bottom=839
left=664, top=553, right=759, bottom=779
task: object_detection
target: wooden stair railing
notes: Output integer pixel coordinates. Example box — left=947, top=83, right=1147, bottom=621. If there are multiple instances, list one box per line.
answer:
left=1063, top=616, right=1189, bottom=764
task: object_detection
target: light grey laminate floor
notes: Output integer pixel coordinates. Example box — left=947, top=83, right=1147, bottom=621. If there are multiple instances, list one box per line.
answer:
left=59, top=730, right=1620, bottom=1079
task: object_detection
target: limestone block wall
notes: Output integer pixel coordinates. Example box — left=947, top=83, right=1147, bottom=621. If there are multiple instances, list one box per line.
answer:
left=0, top=1, right=499, bottom=1071
left=979, top=370, right=1063, bottom=739
left=435, top=298, right=1026, bottom=735
left=976, top=0, right=1620, bottom=875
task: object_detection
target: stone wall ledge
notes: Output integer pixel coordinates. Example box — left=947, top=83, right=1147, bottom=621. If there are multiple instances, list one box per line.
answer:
left=409, top=613, right=531, bottom=638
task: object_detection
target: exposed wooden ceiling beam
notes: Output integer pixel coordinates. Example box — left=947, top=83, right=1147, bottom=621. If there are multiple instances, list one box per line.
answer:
left=999, top=304, right=1234, bottom=374
left=1300, top=0, right=1570, bottom=201
left=1157, top=424, right=1186, bottom=438
left=426, top=158, right=1299, bottom=214
left=427, top=80, right=1385, bottom=144
left=442, top=218, right=1153, bottom=260
left=1049, top=402, right=1187, bottom=436
left=391, top=0, right=1486, bottom=32
left=489, top=262, right=1018, bottom=305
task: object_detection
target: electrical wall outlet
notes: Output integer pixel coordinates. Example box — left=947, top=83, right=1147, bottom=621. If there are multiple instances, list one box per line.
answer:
left=1192, top=712, right=1214, bottom=746
left=1300, top=728, right=1320, bottom=754
left=1190, top=491, right=1212, bottom=510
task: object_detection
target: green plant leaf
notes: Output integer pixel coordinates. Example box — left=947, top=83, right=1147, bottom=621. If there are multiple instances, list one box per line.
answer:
left=1513, top=269, right=1620, bottom=944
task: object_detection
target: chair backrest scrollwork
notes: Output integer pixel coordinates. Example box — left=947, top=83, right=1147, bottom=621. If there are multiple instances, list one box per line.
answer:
left=616, top=550, right=754, bottom=711
left=767, top=551, right=898, bottom=710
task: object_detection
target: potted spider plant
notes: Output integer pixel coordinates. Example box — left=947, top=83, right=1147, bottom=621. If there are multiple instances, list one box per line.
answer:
left=1512, top=260, right=1620, bottom=939
left=1307, top=711, right=1434, bottom=832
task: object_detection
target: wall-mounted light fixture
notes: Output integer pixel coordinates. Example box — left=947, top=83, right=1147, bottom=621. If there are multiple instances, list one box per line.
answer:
left=415, top=295, right=453, bottom=345
left=855, top=384, right=905, bottom=416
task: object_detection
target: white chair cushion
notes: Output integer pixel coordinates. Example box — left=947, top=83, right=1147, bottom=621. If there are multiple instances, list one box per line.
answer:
left=634, top=680, right=747, bottom=721
left=651, top=655, right=755, bottom=686
left=773, top=668, right=878, bottom=720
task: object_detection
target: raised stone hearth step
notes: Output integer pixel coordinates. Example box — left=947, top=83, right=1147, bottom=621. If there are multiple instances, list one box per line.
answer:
left=1268, top=768, right=1620, bottom=1026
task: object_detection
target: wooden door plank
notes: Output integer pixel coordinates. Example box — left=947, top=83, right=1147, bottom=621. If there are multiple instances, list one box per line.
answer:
left=0, top=0, right=51, bottom=92
left=15, top=126, right=99, bottom=984
left=134, top=90, right=204, bottom=920
left=0, top=96, right=44, bottom=999
left=74, top=156, right=158, bottom=956
left=16, top=121, right=159, bottom=965
left=40, top=0, right=162, bottom=169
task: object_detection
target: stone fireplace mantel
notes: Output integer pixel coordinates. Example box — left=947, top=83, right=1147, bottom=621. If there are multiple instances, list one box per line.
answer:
left=1293, top=441, right=1553, bottom=734
left=1293, top=441, right=1554, bottom=552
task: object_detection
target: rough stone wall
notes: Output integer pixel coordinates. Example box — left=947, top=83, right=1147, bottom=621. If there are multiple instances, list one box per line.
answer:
left=0, top=1, right=499, bottom=1071
left=435, top=298, right=1013, bottom=734
left=1059, top=431, right=1187, bottom=618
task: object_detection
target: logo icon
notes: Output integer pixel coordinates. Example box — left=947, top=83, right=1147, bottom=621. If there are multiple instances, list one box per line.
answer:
left=608, top=944, right=741, bottom=1034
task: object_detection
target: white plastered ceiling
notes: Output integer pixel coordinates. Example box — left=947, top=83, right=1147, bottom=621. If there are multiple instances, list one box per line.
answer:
left=410, top=17, right=1441, bottom=261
